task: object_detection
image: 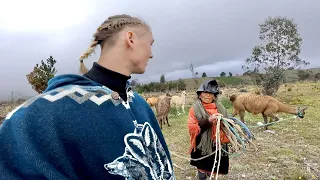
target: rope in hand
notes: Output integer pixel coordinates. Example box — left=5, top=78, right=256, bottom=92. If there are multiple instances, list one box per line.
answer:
left=170, top=115, right=296, bottom=179
left=170, top=116, right=295, bottom=158
left=170, top=116, right=257, bottom=180
left=209, top=115, right=221, bottom=180
left=246, top=116, right=296, bottom=129
left=209, top=116, right=258, bottom=180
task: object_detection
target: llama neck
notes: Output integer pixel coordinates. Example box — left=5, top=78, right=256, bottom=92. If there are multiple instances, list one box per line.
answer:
left=278, top=103, right=297, bottom=115
left=181, top=94, right=186, bottom=104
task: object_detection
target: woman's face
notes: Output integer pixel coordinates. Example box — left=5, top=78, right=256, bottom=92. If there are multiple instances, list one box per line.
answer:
left=199, top=92, right=215, bottom=104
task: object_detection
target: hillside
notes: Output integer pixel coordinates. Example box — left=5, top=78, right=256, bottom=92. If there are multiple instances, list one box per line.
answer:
left=172, top=76, right=245, bottom=90
left=283, top=67, right=320, bottom=82
left=168, top=67, right=320, bottom=90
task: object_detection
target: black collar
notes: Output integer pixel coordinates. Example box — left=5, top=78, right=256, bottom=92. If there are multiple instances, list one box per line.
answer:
left=84, top=62, right=131, bottom=101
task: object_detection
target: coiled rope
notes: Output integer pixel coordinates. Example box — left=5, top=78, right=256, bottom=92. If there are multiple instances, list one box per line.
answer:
left=170, top=115, right=297, bottom=179
left=170, top=116, right=257, bottom=180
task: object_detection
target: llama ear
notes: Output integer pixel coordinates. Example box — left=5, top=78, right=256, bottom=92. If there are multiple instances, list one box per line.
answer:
left=302, top=107, right=308, bottom=111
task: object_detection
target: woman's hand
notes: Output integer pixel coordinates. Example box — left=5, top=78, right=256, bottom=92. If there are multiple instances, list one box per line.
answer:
left=208, top=113, right=223, bottom=123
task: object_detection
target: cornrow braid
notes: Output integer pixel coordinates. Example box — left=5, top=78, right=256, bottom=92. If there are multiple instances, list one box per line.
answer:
left=78, top=14, right=148, bottom=74
left=79, top=40, right=99, bottom=74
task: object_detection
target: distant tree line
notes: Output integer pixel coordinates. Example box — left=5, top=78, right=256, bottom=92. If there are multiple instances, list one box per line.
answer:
left=242, top=69, right=320, bottom=84
left=297, top=70, right=320, bottom=82
left=132, top=75, right=187, bottom=93
left=219, top=72, right=233, bottom=77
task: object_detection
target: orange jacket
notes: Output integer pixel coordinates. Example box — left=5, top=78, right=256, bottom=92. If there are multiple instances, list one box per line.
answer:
left=187, top=103, right=230, bottom=153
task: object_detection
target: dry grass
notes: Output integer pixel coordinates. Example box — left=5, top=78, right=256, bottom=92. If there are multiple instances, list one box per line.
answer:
left=0, top=103, right=16, bottom=117
left=1, top=83, right=319, bottom=179
left=0, top=99, right=27, bottom=123
left=160, top=82, right=320, bottom=180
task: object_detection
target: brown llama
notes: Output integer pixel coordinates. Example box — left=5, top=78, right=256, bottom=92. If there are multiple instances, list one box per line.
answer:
left=146, top=97, right=158, bottom=107
left=155, top=93, right=171, bottom=129
left=230, top=93, right=307, bottom=130
left=0, top=115, right=5, bottom=125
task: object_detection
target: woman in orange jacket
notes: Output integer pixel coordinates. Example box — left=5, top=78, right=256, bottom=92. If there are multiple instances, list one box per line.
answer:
left=188, top=79, right=231, bottom=180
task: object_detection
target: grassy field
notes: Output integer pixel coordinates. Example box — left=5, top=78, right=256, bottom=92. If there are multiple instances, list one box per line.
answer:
left=1, top=80, right=319, bottom=179
left=158, top=82, right=320, bottom=180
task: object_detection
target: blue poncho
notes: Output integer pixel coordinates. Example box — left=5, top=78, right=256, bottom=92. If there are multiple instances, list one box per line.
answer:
left=0, top=73, right=175, bottom=180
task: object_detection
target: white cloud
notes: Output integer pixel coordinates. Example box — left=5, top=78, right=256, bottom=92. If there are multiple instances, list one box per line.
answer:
left=0, top=0, right=93, bottom=32
left=1, top=0, right=320, bottom=100
left=134, top=59, right=245, bottom=83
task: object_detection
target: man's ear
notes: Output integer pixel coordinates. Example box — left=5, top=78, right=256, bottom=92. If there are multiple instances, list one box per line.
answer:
left=125, top=31, right=135, bottom=49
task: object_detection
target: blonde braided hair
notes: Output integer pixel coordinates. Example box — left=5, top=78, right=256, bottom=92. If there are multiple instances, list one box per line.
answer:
left=79, top=14, right=149, bottom=74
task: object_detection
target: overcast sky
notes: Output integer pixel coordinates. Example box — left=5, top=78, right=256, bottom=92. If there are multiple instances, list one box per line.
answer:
left=0, top=0, right=319, bottom=100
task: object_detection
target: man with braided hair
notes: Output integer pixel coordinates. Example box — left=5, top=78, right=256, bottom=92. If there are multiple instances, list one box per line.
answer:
left=0, top=14, right=175, bottom=180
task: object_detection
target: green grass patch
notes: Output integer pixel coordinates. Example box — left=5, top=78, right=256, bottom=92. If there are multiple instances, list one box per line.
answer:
left=272, top=148, right=295, bottom=157
left=215, top=76, right=244, bottom=85
left=171, top=76, right=245, bottom=90
left=219, top=97, right=233, bottom=109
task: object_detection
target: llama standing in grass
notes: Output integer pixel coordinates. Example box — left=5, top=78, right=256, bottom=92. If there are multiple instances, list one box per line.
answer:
left=155, top=93, right=171, bottom=129
left=170, top=90, right=187, bottom=116
left=230, top=93, right=308, bottom=130
left=146, top=97, right=158, bottom=107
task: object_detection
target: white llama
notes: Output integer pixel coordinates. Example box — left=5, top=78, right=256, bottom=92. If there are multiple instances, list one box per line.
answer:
left=170, top=90, right=187, bottom=115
